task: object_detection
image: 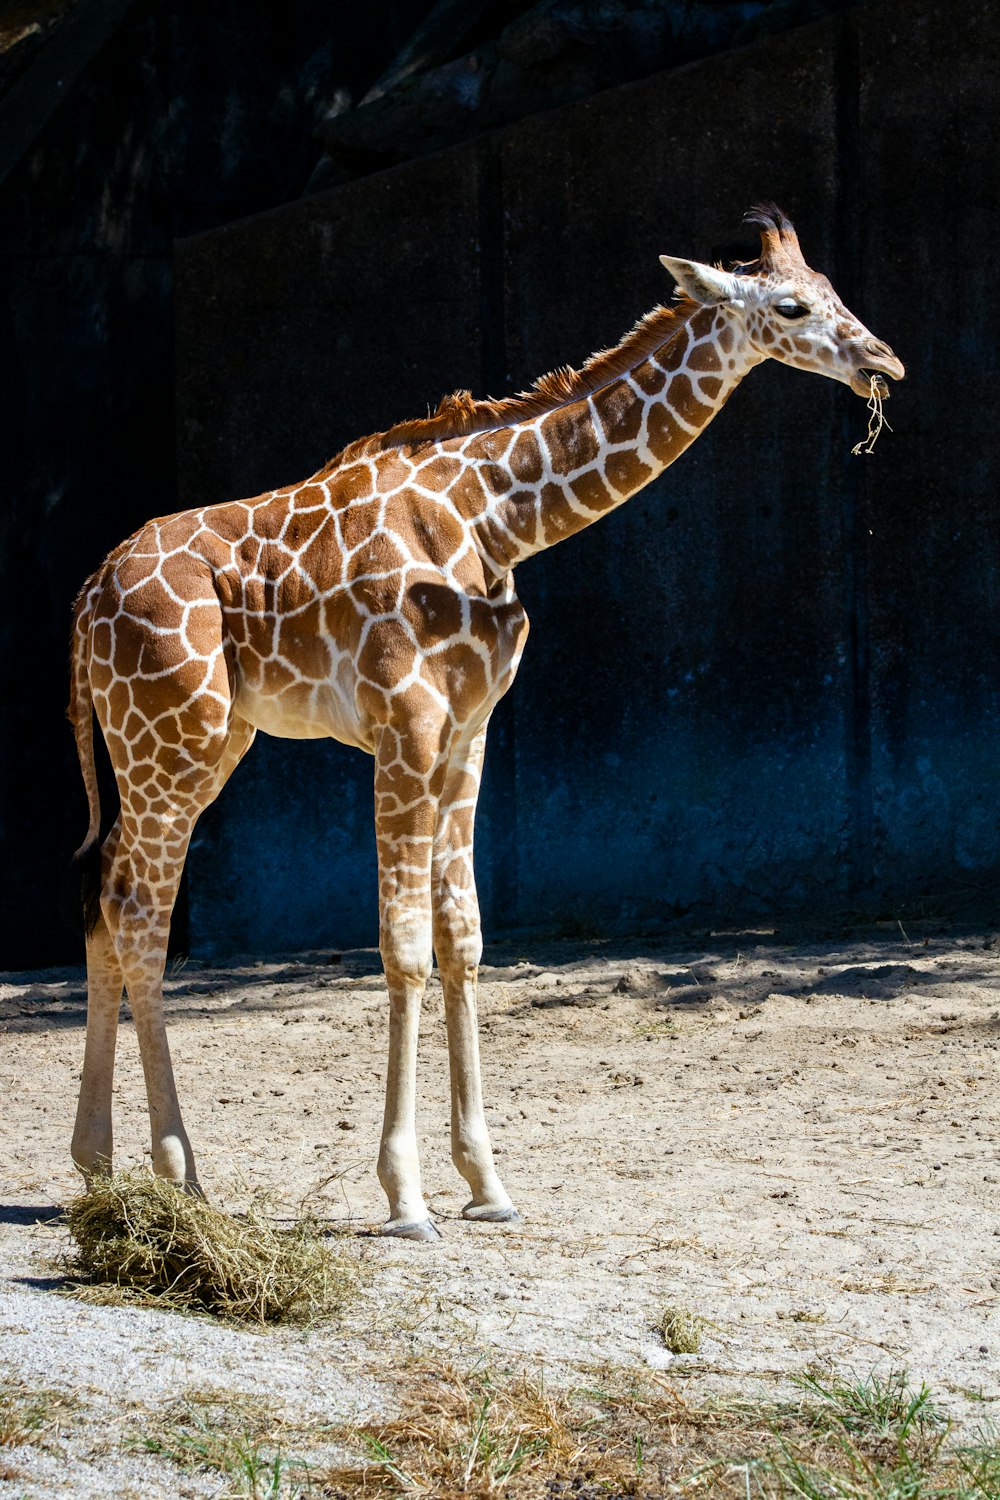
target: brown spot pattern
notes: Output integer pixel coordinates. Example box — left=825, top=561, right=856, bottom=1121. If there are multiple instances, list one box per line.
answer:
left=67, top=235, right=893, bottom=1227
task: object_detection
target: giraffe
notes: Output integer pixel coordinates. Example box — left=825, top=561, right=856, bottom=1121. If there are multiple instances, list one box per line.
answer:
left=68, top=206, right=903, bottom=1240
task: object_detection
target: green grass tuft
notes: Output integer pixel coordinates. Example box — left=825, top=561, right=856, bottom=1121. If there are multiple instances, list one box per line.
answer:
left=131, top=1391, right=310, bottom=1499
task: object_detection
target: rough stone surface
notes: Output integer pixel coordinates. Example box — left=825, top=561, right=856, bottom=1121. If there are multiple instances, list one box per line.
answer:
left=497, top=19, right=846, bottom=931
left=315, top=0, right=859, bottom=174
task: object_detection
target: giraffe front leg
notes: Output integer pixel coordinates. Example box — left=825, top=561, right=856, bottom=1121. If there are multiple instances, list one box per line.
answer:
left=441, top=937, right=518, bottom=1223
left=375, top=739, right=440, bottom=1241
left=378, top=916, right=439, bottom=1240
left=433, top=729, right=518, bottom=1225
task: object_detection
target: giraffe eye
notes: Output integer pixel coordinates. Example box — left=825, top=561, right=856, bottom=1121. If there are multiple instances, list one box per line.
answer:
left=776, top=300, right=810, bottom=320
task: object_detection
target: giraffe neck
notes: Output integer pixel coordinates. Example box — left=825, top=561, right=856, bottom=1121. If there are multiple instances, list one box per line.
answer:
left=460, top=302, right=757, bottom=574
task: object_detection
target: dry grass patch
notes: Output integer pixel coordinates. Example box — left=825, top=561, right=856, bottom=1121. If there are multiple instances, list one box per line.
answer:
left=313, top=1366, right=1000, bottom=1498
left=129, top=1388, right=311, bottom=1500
left=0, top=1371, right=77, bottom=1482
left=318, top=1363, right=631, bottom=1498
left=63, top=1170, right=358, bottom=1323
left=0, top=1372, right=76, bottom=1450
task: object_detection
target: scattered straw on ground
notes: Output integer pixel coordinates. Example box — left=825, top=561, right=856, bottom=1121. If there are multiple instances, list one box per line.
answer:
left=319, top=1363, right=631, bottom=1498
left=0, top=1374, right=77, bottom=1449
left=126, top=1387, right=313, bottom=1497
left=311, top=1364, right=1000, bottom=1499
left=63, top=1170, right=358, bottom=1323
left=851, top=372, right=893, bottom=456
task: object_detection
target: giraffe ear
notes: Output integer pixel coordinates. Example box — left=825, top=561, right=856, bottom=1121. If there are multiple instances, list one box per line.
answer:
left=659, top=255, right=740, bottom=305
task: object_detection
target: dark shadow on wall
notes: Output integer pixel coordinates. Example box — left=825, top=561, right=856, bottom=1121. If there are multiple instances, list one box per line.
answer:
left=173, top=0, right=1000, bottom=956
left=0, top=1, right=433, bottom=970
left=4, top=0, right=999, bottom=969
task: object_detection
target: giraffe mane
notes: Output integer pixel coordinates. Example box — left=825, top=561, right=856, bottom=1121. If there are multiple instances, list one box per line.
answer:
left=321, top=298, right=699, bottom=473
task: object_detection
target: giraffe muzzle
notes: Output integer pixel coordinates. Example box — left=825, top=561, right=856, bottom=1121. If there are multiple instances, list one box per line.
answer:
left=850, top=340, right=905, bottom=399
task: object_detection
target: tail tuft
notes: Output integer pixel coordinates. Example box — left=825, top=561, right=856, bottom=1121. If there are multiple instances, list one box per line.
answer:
left=63, top=840, right=103, bottom=936
left=77, top=840, right=103, bottom=935
left=66, top=575, right=105, bottom=938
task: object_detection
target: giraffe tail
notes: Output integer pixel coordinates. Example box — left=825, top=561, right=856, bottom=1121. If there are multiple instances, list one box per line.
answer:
left=67, top=580, right=103, bottom=934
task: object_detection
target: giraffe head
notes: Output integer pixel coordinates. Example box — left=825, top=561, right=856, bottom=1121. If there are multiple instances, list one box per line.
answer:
left=660, top=205, right=904, bottom=398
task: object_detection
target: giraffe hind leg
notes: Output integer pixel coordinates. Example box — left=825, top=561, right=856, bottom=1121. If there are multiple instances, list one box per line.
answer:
left=82, top=577, right=255, bottom=1190
left=71, top=820, right=125, bottom=1179
left=100, top=816, right=199, bottom=1186
left=93, top=716, right=257, bottom=1188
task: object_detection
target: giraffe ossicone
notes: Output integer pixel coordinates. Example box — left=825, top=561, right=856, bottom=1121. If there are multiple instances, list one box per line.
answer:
left=67, top=206, right=903, bottom=1238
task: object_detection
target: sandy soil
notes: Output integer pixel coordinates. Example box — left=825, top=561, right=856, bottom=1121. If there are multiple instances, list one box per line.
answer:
left=1, top=922, right=999, bottom=1495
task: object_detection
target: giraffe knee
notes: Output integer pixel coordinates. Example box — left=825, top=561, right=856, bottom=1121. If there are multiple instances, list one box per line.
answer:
left=434, top=902, right=483, bottom=974
left=380, top=911, right=434, bottom=984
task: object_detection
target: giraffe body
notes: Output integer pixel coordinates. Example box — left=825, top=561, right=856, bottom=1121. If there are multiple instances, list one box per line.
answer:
left=68, top=208, right=903, bottom=1236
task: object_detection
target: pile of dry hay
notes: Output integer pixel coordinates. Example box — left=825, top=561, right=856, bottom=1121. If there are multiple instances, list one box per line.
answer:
left=64, top=1171, right=357, bottom=1323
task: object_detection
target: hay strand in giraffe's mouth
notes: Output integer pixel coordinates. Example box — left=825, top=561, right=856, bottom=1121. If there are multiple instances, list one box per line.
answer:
left=851, top=372, right=892, bottom=456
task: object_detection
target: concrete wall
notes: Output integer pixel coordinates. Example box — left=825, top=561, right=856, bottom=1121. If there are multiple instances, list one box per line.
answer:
left=0, top=0, right=429, bottom=967
left=858, top=6, right=1000, bottom=895
left=175, top=0, right=1000, bottom=953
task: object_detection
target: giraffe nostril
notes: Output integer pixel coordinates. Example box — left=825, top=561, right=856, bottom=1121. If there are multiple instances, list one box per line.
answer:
left=860, top=336, right=905, bottom=380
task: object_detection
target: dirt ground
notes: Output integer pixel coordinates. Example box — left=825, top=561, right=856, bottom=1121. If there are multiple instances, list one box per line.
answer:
left=1, top=921, right=999, bottom=1496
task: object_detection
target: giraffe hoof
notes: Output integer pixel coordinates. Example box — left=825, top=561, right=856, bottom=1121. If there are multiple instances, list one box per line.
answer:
left=382, top=1218, right=442, bottom=1242
left=151, top=1173, right=205, bottom=1199
left=462, top=1203, right=521, bottom=1224
left=74, top=1156, right=113, bottom=1188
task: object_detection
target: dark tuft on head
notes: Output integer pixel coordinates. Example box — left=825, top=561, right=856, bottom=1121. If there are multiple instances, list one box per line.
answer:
left=738, top=203, right=805, bottom=271
left=743, top=202, right=796, bottom=236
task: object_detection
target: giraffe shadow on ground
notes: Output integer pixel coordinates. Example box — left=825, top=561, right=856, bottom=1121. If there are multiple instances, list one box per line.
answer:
left=0, top=989, right=88, bottom=1032
left=653, top=955, right=1000, bottom=1014
left=0, top=950, right=388, bottom=1034
left=3, top=933, right=999, bottom=1035
left=0, top=1204, right=62, bottom=1226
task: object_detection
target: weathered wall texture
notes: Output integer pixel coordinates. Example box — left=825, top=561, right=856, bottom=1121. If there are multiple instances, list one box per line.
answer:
left=857, top=7, right=1000, bottom=896
left=173, top=0, right=1000, bottom=954
left=0, top=0, right=428, bottom=966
